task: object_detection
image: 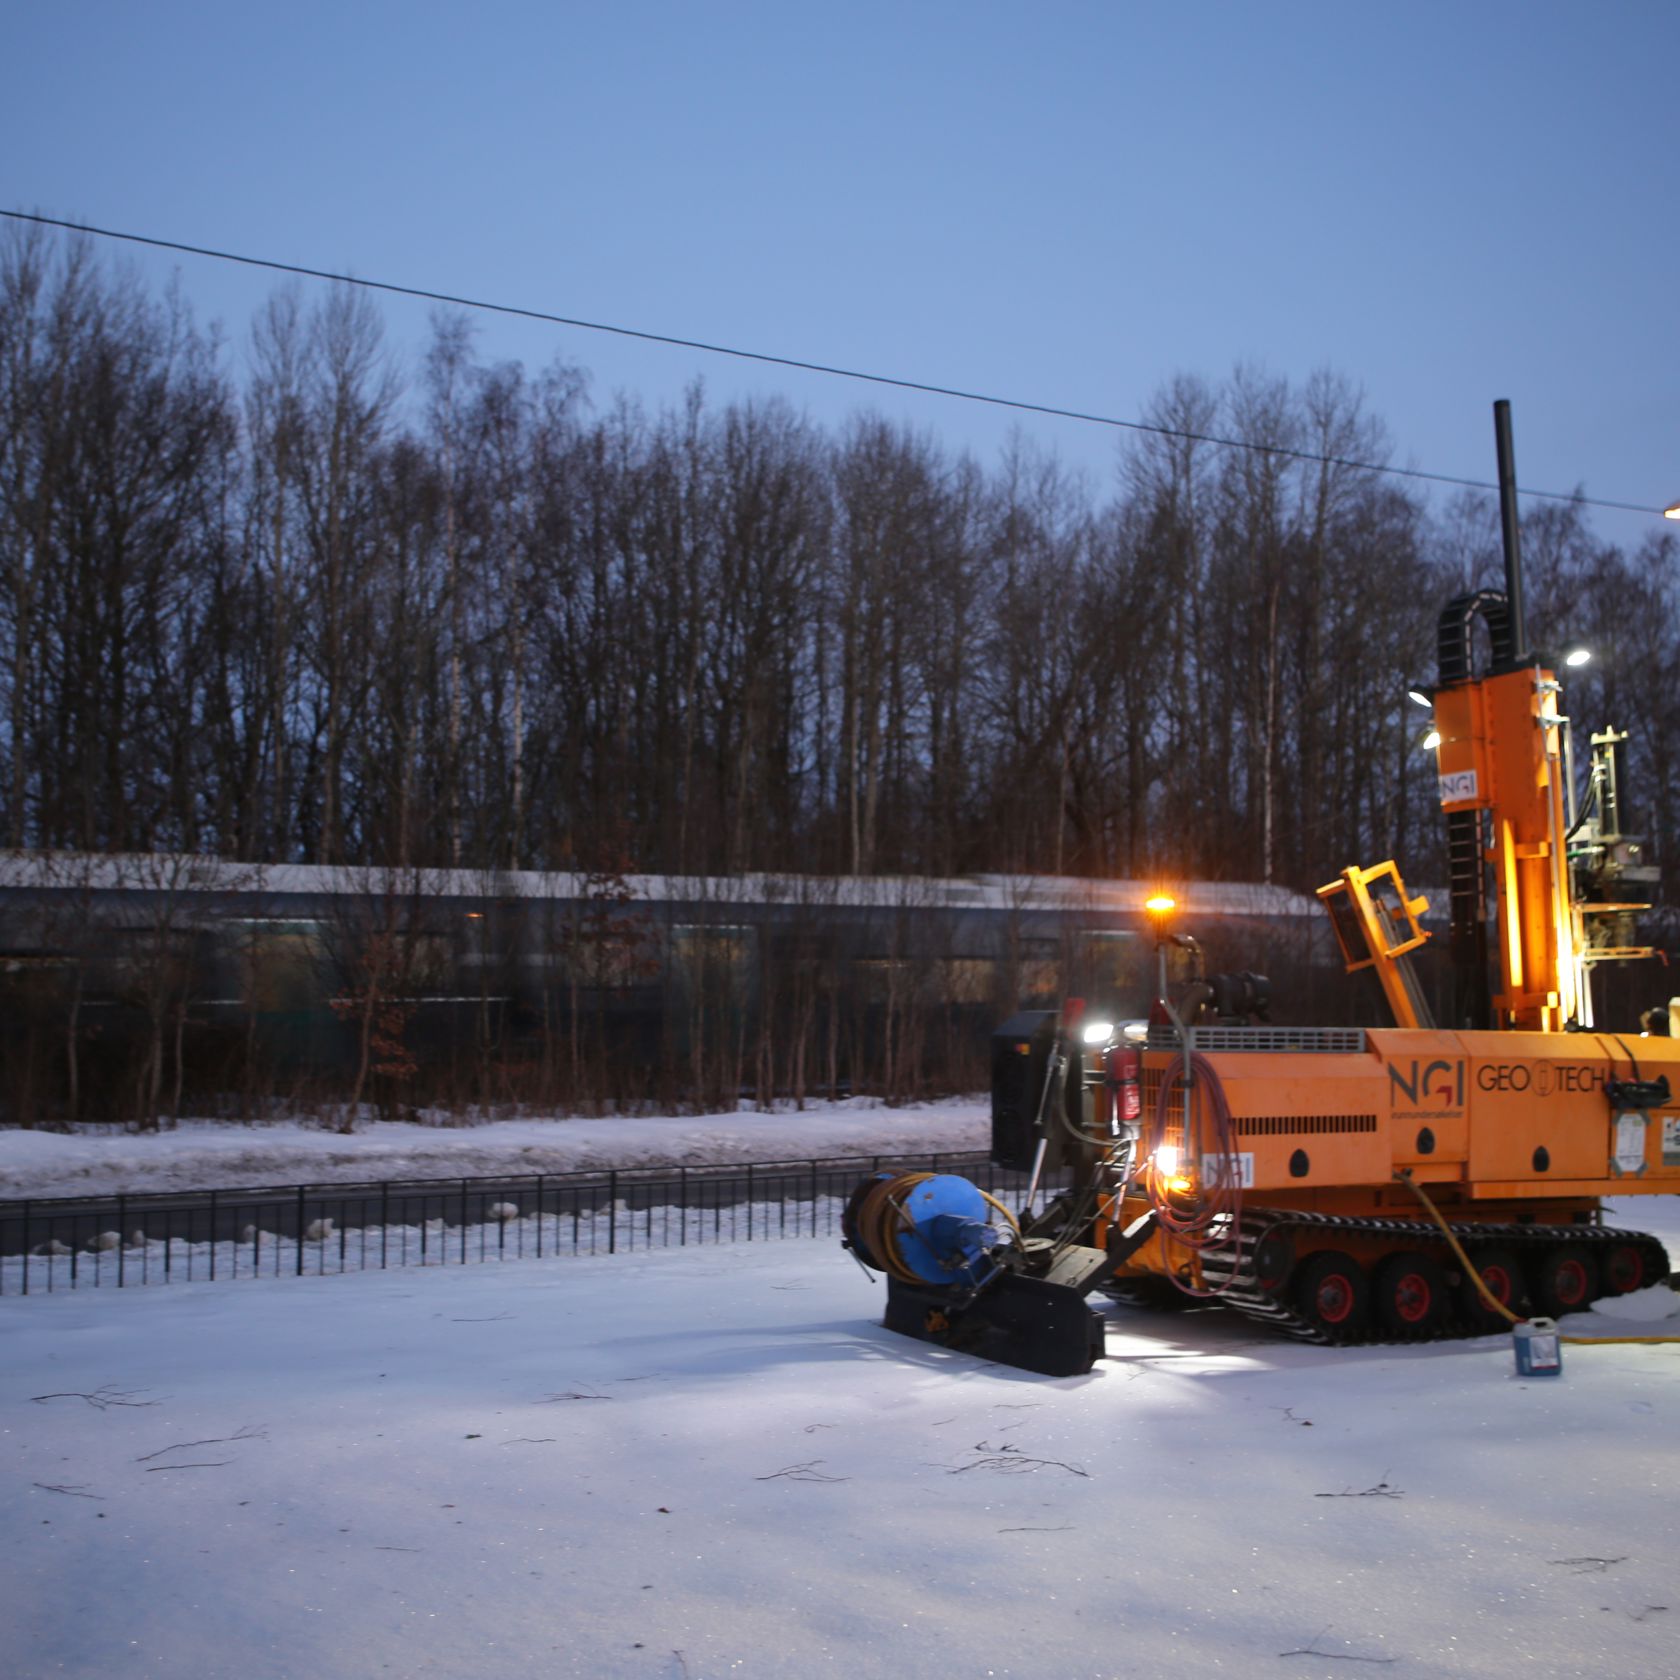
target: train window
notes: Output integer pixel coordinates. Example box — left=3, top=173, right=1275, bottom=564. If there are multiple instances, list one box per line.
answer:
left=671, top=925, right=752, bottom=986
left=852, top=958, right=914, bottom=1002
left=526, top=923, right=661, bottom=988
left=853, top=957, right=1000, bottom=1006
left=934, top=958, right=998, bottom=1005
left=1014, top=959, right=1061, bottom=1002
left=227, top=920, right=329, bottom=1013
left=1078, top=928, right=1151, bottom=1007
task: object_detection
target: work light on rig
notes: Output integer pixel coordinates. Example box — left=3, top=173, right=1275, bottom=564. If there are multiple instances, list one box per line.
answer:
left=1143, top=891, right=1179, bottom=950
left=1147, top=1141, right=1195, bottom=1198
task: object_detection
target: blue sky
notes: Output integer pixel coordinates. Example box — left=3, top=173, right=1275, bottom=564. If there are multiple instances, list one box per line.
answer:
left=4, top=1, right=1675, bottom=546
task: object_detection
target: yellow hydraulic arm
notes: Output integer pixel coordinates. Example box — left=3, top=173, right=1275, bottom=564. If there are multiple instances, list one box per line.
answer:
left=1318, top=860, right=1434, bottom=1030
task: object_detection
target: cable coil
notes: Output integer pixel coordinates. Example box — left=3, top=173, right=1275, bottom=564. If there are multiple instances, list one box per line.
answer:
left=1145, top=1051, right=1245, bottom=1295
left=843, top=1170, right=1021, bottom=1287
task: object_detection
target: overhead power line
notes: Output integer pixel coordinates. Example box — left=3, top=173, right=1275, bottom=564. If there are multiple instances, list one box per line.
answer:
left=0, top=207, right=1664, bottom=519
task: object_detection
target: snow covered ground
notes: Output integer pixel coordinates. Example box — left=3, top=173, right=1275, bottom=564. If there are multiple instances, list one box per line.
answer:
left=0, top=1102, right=991, bottom=1200
left=4, top=1199, right=1680, bottom=1679
left=5, top=1113, right=1680, bottom=1677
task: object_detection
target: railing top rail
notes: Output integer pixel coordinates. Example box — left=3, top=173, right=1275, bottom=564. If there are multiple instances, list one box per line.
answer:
left=0, top=1149, right=1005, bottom=1213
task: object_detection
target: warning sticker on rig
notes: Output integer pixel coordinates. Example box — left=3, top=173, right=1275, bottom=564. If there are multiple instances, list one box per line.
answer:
left=1662, top=1116, right=1680, bottom=1168
left=1201, top=1152, right=1254, bottom=1189
left=1612, top=1114, right=1648, bottom=1176
left=1438, top=768, right=1479, bottom=805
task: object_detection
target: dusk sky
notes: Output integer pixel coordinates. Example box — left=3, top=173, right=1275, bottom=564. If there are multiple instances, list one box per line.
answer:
left=5, top=1, right=1676, bottom=548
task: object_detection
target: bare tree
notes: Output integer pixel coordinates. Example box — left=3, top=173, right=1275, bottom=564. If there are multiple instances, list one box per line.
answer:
left=294, top=285, right=396, bottom=864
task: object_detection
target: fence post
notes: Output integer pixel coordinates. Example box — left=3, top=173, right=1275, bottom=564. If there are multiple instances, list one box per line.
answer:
left=21, top=1201, right=30, bottom=1297
left=460, top=1179, right=469, bottom=1264
left=679, top=1166, right=687, bottom=1247
left=381, top=1181, right=389, bottom=1269
left=608, top=1170, right=618, bottom=1255
left=746, top=1163, right=755, bottom=1241
left=296, top=1185, right=306, bottom=1276
left=536, top=1175, right=545, bottom=1259
left=117, top=1194, right=126, bottom=1288
left=208, top=1189, right=218, bottom=1282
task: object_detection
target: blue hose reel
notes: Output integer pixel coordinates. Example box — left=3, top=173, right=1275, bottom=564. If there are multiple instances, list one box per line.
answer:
left=844, top=1171, right=1004, bottom=1287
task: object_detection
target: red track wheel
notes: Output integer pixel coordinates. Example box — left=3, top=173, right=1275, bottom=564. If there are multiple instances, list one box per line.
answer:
left=1528, top=1245, right=1600, bottom=1319
left=1293, top=1251, right=1369, bottom=1341
left=1374, top=1251, right=1450, bottom=1337
left=1459, top=1245, right=1525, bottom=1331
left=1601, top=1242, right=1648, bottom=1297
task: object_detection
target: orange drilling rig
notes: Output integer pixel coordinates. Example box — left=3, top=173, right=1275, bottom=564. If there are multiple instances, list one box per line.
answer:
left=842, top=402, right=1678, bottom=1374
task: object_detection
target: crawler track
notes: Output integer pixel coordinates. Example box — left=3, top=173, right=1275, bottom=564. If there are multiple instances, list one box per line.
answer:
left=1190, top=1210, right=1671, bottom=1345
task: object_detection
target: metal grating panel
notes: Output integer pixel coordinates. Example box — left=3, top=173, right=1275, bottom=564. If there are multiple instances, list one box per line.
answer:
left=1148, top=1026, right=1367, bottom=1055
left=1236, top=1113, right=1378, bottom=1136
left=1142, top=1068, right=1179, bottom=1107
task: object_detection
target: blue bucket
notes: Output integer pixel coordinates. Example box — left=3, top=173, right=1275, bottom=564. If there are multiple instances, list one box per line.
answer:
left=1513, top=1316, right=1562, bottom=1377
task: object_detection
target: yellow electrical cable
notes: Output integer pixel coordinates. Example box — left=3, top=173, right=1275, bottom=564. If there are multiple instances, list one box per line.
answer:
left=856, top=1172, right=932, bottom=1284
left=1393, top=1170, right=1680, bottom=1347
left=975, top=1185, right=1023, bottom=1243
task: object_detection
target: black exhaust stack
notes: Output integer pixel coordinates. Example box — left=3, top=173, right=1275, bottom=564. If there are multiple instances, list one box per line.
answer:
left=1433, top=401, right=1534, bottom=1030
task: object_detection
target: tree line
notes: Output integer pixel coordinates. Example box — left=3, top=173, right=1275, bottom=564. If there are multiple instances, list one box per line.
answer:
left=4, top=224, right=1677, bottom=904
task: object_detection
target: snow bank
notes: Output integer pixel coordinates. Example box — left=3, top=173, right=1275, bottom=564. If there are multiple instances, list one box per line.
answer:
left=0, top=1099, right=990, bottom=1199
left=1585, top=1282, right=1680, bottom=1323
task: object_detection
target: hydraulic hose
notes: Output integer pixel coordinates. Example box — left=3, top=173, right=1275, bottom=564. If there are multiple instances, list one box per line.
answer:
left=1146, top=1050, right=1244, bottom=1296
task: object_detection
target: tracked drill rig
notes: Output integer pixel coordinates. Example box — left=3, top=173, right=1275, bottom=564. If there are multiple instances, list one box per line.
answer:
left=842, top=403, right=1679, bottom=1375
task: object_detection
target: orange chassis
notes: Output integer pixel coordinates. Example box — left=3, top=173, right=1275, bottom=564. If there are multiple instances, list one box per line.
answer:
left=1099, top=1029, right=1680, bottom=1293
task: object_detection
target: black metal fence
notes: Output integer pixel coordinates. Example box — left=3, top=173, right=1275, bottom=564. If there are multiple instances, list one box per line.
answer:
left=0, top=1151, right=1044, bottom=1295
